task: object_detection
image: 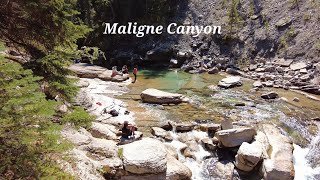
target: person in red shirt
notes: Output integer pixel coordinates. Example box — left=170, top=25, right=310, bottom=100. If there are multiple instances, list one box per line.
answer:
left=132, top=65, right=138, bottom=83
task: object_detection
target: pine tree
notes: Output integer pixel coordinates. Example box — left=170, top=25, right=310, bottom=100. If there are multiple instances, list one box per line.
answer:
left=0, top=55, right=73, bottom=179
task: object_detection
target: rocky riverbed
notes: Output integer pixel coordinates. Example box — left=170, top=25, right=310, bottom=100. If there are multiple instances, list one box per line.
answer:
left=60, top=64, right=320, bottom=180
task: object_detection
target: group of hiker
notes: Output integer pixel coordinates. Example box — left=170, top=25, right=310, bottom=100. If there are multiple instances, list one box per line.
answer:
left=111, top=65, right=138, bottom=83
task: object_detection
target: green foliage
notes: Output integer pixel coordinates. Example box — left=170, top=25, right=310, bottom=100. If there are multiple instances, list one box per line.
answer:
left=227, top=0, right=243, bottom=37
left=76, top=46, right=106, bottom=64
left=261, top=13, right=270, bottom=32
left=278, top=27, right=297, bottom=52
left=0, top=42, right=5, bottom=52
left=249, top=0, right=255, bottom=16
left=286, top=27, right=297, bottom=39
left=0, top=0, right=91, bottom=101
left=118, top=147, right=124, bottom=158
left=279, top=36, right=288, bottom=51
left=62, top=107, right=95, bottom=128
left=32, top=48, right=80, bottom=101
left=0, top=0, right=91, bottom=58
left=0, top=56, right=72, bottom=179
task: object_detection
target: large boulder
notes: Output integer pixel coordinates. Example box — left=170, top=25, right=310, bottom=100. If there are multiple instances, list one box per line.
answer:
left=68, top=63, right=129, bottom=82
left=261, top=124, right=294, bottom=180
left=141, top=88, right=184, bottom=104
left=235, top=142, right=262, bottom=171
left=166, top=156, right=192, bottom=180
left=218, top=76, right=242, bottom=88
left=215, top=128, right=257, bottom=147
left=121, top=138, right=167, bottom=174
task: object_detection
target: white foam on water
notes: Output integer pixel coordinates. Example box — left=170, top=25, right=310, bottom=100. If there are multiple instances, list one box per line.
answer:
left=167, top=131, right=211, bottom=180
left=293, top=144, right=320, bottom=180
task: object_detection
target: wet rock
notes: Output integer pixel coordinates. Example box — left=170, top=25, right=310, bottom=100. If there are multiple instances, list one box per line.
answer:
left=166, top=156, right=192, bottom=180
left=177, top=51, right=191, bottom=59
left=221, top=120, right=233, bottom=130
left=208, top=160, right=235, bottom=180
left=122, top=138, right=167, bottom=174
left=208, top=67, right=219, bottom=74
left=159, top=121, right=173, bottom=131
left=90, top=122, right=117, bottom=140
left=226, top=68, right=241, bottom=75
left=261, top=124, right=294, bottom=180
left=235, top=142, right=262, bottom=172
left=176, top=123, right=195, bottom=132
left=261, top=91, right=279, bottom=99
left=151, top=127, right=173, bottom=141
left=68, top=63, right=129, bottom=82
left=253, top=81, right=263, bottom=88
left=201, top=138, right=216, bottom=151
left=146, top=46, right=172, bottom=62
left=182, top=148, right=196, bottom=159
left=218, top=76, right=243, bottom=88
left=170, top=59, right=178, bottom=67
left=141, top=88, right=184, bottom=104
left=290, top=62, right=307, bottom=71
left=215, top=128, right=257, bottom=147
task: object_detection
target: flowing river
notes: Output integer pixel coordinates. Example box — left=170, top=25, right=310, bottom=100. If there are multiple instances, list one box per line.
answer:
left=117, top=68, right=320, bottom=180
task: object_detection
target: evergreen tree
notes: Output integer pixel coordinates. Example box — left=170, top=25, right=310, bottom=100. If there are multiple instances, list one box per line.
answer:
left=0, top=55, right=73, bottom=179
left=0, top=0, right=91, bottom=100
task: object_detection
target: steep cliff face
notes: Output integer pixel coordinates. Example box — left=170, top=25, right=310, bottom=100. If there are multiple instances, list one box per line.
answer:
left=99, top=0, right=319, bottom=69
left=172, top=0, right=320, bottom=65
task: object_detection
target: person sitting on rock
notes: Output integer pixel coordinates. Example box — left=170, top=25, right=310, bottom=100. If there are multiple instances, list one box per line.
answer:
left=111, top=66, right=123, bottom=77
left=122, top=65, right=128, bottom=74
left=119, top=121, right=136, bottom=142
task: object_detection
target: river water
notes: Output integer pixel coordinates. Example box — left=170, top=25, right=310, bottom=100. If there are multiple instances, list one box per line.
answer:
left=117, top=68, right=320, bottom=179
